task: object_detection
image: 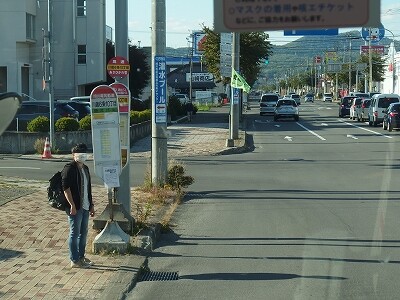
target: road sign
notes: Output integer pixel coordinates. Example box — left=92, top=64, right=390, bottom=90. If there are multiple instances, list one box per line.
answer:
left=90, top=85, right=121, bottom=188
left=107, top=56, right=130, bottom=79
left=214, top=0, right=381, bottom=32
left=361, top=25, right=385, bottom=43
left=220, top=32, right=232, bottom=77
left=284, top=29, right=338, bottom=36
left=193, top=31, right=206, bottom=55
left=154, top=56, right=167, bottom=124
left=360, top=45, right=385, bottom=55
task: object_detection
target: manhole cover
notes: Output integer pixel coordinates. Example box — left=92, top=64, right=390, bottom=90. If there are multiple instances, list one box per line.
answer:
left=139, top=271, right=179, bottom=282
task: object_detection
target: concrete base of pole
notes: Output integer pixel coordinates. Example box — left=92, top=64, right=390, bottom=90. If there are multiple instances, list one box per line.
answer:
left=93, top=203, right=134, bottom=234
left=226, top=138, right=234, bottom=147
left=92, top=220, right=130, bottom=254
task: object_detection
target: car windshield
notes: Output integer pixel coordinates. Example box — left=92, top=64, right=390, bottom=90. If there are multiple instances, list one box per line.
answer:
left=261, top=95, right=278, bottom=102
left=378, top=97, right=400, bottom=108
left=4, top=2, right=400, bottom=300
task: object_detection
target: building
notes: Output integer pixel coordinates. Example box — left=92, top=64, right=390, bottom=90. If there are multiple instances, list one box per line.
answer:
left=0, top=0, right=107, bottom=100
left=381, top=43, right=399, bottom=94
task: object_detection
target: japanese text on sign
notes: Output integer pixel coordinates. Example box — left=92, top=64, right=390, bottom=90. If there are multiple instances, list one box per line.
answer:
left=221, top=0, right=369, bottom=30
left=154, top=56, right=167, bottom=124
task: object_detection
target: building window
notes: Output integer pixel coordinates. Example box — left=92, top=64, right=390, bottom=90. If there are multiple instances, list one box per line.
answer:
left=78, top=45, right=86, bottom=64
left=26, top=13, right=35, bottom=40
left=77, top=0, right=86, bottom=16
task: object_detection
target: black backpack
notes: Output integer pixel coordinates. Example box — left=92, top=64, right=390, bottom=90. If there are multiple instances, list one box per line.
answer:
left=48, top=171, right=68, bottom=211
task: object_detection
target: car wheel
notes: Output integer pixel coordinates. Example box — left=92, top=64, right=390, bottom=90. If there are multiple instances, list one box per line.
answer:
left=373, top=121, right=378, bottom=127
left=383, top=122, right=387, bottom=130
left=389, top=123, right=393, bottom=132
left=368, top=118, right=372, bottom=126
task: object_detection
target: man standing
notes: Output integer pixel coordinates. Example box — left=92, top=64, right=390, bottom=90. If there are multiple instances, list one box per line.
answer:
left=62, top=143, right=95, bottom=268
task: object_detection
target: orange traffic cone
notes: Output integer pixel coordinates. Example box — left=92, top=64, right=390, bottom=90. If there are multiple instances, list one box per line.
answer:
left=41, top=137, right=53, bottom=159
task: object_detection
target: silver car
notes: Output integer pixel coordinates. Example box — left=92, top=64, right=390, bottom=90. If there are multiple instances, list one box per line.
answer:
left=274, top=98, right=299, bottom=121
left=259, top=93, right=279, bottom=115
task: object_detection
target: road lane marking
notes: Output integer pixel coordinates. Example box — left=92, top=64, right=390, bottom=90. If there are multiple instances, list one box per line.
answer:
left=321, top=123, right=328, bottom=126
left=0, top=167, right=41, bottom=169
left=284, top=136, right=293, bottom=142
left=339, top=120, right=393, bottom=139
left=296, top=122, right=326, bottom=141
left=347, top=134, right=358, bottom=140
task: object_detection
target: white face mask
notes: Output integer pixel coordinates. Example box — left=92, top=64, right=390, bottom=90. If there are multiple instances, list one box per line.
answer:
left=74, top=153, right=87, bottom=162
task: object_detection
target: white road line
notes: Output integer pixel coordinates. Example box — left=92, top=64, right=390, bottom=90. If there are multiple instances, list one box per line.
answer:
left=0, top=167, right=41, bottom=169
left=284, top=136, right=293, bottom=142
left=296, top=122, right=326, bottom=141
left=347, top=134, right=358, bottom=140
left=339, top=120, right=393, bottom=139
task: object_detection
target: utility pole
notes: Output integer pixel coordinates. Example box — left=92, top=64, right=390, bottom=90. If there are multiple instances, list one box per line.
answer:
left=151, top=0, right=167, bottom=185
left=189, top=34, right=193, bottom=101
left=47, top=0, right=55, bottom=148
left=368, top=31, right=373, bottom=92
left=114, top=0, right=131, bottom=214
left=229, top=32, right=240, bottom=141
left=348, top=38, right=352, bottom=93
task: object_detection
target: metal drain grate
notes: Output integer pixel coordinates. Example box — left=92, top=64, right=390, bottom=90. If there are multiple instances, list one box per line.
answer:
left=139, top=271, right=179, bottom=282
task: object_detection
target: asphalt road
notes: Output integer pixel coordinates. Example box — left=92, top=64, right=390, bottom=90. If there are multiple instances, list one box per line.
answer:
left=127, top=100, right=400, bottom=300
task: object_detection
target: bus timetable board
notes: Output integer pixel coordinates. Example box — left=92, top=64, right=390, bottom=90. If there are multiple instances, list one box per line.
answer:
left=90, top=85, right=121, bottom=188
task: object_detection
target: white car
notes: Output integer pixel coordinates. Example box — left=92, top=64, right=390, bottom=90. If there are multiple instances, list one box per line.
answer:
left=323, top=93, right=333, bottom=102
left=259, top=93, right=279, bottom=115
left=274, top=98, right=299, bottom=121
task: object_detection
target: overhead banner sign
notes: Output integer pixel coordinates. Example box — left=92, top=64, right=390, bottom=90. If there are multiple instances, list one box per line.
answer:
left=214, top=0, right=381, bottom=32
left=360, top=45, right=385, bottom=55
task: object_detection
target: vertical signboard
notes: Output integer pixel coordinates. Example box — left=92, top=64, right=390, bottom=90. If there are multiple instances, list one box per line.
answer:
left=233, top=88, right=240, bottom=104
left=90, top=85, right=121, bottom=188
left=154, top=56, right=167, bottom=124
left=110, top=83, right=131, bottom=168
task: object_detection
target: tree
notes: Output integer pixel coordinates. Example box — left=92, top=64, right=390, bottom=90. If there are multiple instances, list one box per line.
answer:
left=201, top=26, right=272, bottom=87
left=86, top=41, right=151, bottom=99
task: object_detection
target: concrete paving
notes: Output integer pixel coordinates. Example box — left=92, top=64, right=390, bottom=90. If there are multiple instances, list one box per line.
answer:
left=0, top=105, right=249, bottom=299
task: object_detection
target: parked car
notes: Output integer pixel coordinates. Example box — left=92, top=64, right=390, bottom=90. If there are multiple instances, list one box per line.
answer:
left=259, top=93, right=279, bottom=115
left=304, top=93, right=314, bottom=103
left=350, top=92, right=369, bottom=99
left=338, top=96, right=357, bottom=117
left=173, top=93, right=189, bottom=104
left=290, top=94, right=301, bottom=105
left=382, top=102, right=400, bottom=131
left=323, top=92, right=333, bottom=102
left=274, top=98, right=299, bottom=121
left=7, top=101, right=79, bottom=131
left=368, top=93, right=400, bottom=126
left=349, top=97, right=363, bottom=120
left=356, top=98, right=371, bottom=122
left=57, top=100, right=90, bottom=120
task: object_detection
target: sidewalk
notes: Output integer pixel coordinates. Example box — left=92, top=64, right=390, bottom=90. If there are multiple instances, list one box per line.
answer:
left=0, top=106, right=249, bottom=299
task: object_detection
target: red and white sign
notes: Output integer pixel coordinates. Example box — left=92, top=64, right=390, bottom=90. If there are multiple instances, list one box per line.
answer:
left=107, top=56, right=130, bottom=79
left=110, top=83, right=130, bottom=113
left=315, top=56, right=322, bottom=64
left=360, top=45, right=385, bottom=55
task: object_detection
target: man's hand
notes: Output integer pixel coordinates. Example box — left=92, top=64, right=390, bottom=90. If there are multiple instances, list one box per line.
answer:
left=70, top=206, right=77, bottom=216
left=90, top=206, right=95, bottom=217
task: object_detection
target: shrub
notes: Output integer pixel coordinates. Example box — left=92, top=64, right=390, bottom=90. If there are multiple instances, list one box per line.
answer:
left=168, top=96, right=186, bottom=120
left=79, top=115, right=91, bottom=130
left=167, top=163, right=194, bottom=191
left=33, top=138, right=46, bottom=154
left=130, top=109, right=151, bottom=125
left=55, top=117, right=79, bottom=132
left=27, top=116, right=50, bottom=132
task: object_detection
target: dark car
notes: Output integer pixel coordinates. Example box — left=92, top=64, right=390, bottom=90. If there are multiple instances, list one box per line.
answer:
left=338, top=96, right=357, bottom=117
left=57, top=100, right=90, bottom=120
left=304, top=93, right=314, bottom=102
left=382, top=102, right=400, bottom=131
left=7, top=101, right=79, bottom=131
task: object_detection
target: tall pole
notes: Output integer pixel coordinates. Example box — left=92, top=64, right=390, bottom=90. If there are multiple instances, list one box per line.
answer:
left=369, top=35, right=373, bottom=92
left=151, top=0, right=167, bottom=185
left=386, top=29, right=396, bottom=93
left=189, top=35, right=193, bottom=101
left=114, top=0, right=131, bottom=213
left=230, top=32, right=239, bottom=141
left=47, top=0, right=55, bottom=147
left=348, top=38, right=352, bottom=93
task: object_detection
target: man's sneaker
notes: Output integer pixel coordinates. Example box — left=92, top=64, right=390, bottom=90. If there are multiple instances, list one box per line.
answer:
left=80, top=257, right=94, bottom=266
left=70, top=260, right=87, bottom=269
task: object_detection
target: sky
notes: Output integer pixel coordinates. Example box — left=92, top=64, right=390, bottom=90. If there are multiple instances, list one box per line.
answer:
left=105, top=0, right=400, bottom=48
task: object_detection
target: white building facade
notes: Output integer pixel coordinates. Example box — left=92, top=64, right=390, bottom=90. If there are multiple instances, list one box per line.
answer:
left=380, top=43, right=399, bottom=94
left=0, top=0, right=106, bottom=100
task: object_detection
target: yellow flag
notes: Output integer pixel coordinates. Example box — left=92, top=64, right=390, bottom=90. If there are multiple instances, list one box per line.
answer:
left=231, top=68, right=251, bottom=93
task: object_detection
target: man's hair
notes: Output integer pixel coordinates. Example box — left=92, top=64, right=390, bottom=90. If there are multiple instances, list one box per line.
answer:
left=71, top=143, right=88, bottom=154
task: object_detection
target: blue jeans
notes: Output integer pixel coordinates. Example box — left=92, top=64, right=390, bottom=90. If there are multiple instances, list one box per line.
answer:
left=67, top=208, right=89, bottom=262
